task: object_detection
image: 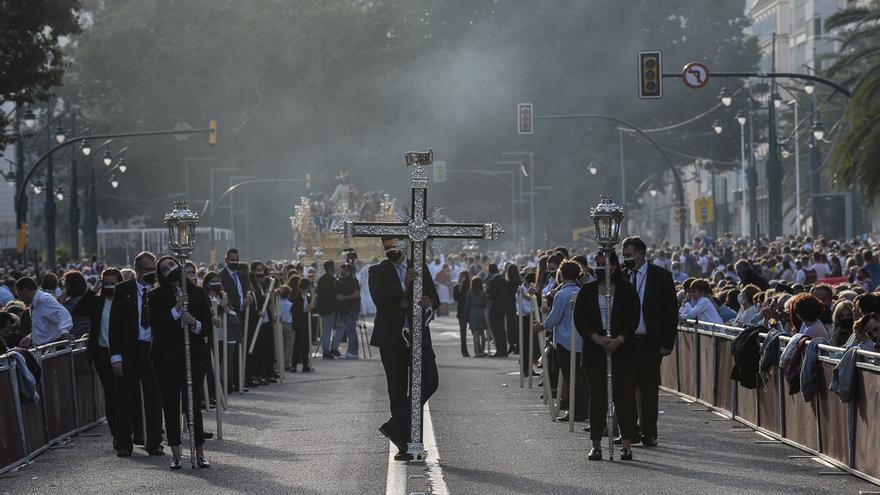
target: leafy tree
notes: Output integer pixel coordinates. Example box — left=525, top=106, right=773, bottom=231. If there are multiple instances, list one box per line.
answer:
left=0, top=0, right=81, bottom=150
left=825, top=3, right=880, bottom=201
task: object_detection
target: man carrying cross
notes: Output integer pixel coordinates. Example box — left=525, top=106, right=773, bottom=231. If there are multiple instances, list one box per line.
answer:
left=334, top=148, right=503, bottom=462
left=371, top=236, right=440, bottom=461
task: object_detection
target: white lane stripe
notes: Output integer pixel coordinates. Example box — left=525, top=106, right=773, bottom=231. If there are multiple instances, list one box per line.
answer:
left=423, top=403, right=449, bottom=495
left=385, top=439, right=407, bottom=495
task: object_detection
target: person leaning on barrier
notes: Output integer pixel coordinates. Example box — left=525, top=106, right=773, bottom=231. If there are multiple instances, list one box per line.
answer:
left=15, top=276, right=74, bottom=348
left=72, top=267, right=123, bottom=450
left=849, top=313, right=880, bottom=353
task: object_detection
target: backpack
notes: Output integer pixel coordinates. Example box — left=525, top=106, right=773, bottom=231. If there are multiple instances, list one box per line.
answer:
left=802, top=268, right=817, bottom=285
left=729, top=325, right=764, bottom=389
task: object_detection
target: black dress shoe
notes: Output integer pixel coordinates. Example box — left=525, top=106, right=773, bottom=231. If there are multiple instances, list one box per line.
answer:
left=461, top=352, right=470, bottom=357
left=170, top=458, right=182, bottom=470
left=302, top=366, right=313, bottom=372
left=322, top=354, right=335, bottom=360
left=641, top=436, right=658, bottom=447
left=146, top=446, right=165, bottom=456
left=378, top=424, right=407, bottom=452
left=588, top=447, right=603, bottom=461
left=394, top=450, right=413, bottom=461
left=204, top=432, right=214, bottom=439
left=117, top=448, right=132, bottom=458
left=613, top=435, right=640, bottom=446
left=197, top=457, right=210, bottom=468
left=620, top=448, right=633, bottom=461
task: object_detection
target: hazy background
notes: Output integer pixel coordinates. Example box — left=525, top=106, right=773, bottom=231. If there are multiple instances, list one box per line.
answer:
left=57, top=0, right=759, bottom=258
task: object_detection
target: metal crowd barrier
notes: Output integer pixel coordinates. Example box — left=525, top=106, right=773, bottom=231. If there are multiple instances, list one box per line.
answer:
left=660, top=320, right=880, bottom=486
left=0, top=337, right=105, bottom=476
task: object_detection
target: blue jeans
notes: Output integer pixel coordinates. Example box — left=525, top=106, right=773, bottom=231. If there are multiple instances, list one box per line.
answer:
left=321, top=313, right=342, bottom=354
left=338, top=310, right=359, bottom=356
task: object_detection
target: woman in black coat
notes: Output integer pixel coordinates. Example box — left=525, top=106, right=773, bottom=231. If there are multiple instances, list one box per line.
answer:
left=288, top=275, right=313, bottom=372
left=452, top=271, right=471, bottom=357
left=573, top=250, right=640, bottom=461
left=149, top=255, right=213, bottom=469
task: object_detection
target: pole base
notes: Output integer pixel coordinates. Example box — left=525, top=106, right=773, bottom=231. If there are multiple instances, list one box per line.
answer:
left=407, top=442, right=426, bottom=463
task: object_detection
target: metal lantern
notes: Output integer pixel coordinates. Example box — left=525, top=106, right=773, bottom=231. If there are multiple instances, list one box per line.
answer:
left=164, top=201, right=200, bottom=258
left=589, top=195, right=624, bottom=248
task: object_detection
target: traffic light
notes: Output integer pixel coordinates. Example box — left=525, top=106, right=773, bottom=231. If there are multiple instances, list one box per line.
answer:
left=639, top=51, right=663, bottom=99
left=517, top=103, right=533, bottom=135
left=675, top=206, right=689, bottom=225
left=16, top=223, right=28, bottom=253
left=208, top=120, right=218, bottom=145
left=305, top=173, right=312, bottom=190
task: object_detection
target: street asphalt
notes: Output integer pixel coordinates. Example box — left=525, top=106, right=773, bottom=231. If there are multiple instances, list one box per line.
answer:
left=2, top=315, right=876, bottom=495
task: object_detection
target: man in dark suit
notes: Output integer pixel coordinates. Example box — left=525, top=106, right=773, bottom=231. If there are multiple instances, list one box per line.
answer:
left=72, top=267, right=126, bottom=449
left=108, top=251, right=164, bottom=457
left=369, top=236, right=440, bottom=461
left=219, top=248, right=251, bottom=390
left=622, top=236, right=678, bottom=447
left=485, top=264, right=509, bottom=357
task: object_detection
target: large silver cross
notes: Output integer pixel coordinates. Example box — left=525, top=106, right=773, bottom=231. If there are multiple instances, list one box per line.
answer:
left=334, top=148, right=504, bottom=461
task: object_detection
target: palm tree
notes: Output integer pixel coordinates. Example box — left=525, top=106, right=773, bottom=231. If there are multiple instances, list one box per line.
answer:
left=825, top=3, right=880, bottom=201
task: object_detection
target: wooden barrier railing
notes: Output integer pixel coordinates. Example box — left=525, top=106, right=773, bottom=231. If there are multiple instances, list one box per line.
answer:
left=1, top=337, right=105, bottom=476
left=661, top=320, right=880, bottom=486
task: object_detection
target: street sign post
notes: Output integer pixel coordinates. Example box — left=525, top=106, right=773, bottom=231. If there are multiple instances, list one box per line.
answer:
left=682, top=62, right=710, bottom=89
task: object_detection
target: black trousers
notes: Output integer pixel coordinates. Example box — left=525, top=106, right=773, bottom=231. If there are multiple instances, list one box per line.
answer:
left=90, top=346, right=116, bottom=436
left=114, top=341, right=163, bottom=451
left=256, top=322, right=274, bottom=378
left=632, top=336, right=663, bottom=440
left=292, top=322, right=310, bottom=368
left=555, top=345, right=588, bottom=420
left=154, top=356, right=206, bottom=448
left=584, top=352, right=637, bottom=442
left=519, top=316, right=540, bottom=374
left=488, top=312, right=508, bottom=356
left=379, top=338, right=439, bottom=446
left=457, top=316, right=469, bottom=354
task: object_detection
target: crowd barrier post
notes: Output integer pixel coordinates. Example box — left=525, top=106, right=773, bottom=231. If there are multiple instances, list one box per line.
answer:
left=240, top=304, right=250, bottom=394
left=568, top=292, right=577, bottom=432
left=518, top=293, right=524, bottom=388
left=7, top=356, right=28, bottom=460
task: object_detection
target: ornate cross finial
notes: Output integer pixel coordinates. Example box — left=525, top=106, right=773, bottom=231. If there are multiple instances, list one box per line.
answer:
left=405, top=148, right=432, bottom=183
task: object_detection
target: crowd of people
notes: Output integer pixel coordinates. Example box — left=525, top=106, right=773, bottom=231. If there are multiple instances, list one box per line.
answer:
left=4, top=231, right=880, bottom=466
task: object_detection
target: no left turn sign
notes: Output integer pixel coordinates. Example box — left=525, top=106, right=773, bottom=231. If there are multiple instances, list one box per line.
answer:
left=682, top=62, right=710, bottom=89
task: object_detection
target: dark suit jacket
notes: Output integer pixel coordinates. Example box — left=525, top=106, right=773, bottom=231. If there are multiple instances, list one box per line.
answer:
left=574, top=279, right=640, bottom=363
left=315, top=273, right=337, bottom=316
left=220, top=266, right=246, bottom=313
left=148, top=284, right=213, bottom=363
left=108, top=279, right=149, bottom=360
left=636, top=263, right=679, bottom=351
left=290, top=293, right=308, bottom=332
left=71, top=288, right=107, bottom=359
left=368, top=259, right=439, bottom=349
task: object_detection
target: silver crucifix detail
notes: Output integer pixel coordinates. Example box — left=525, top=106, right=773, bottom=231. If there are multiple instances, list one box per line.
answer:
left=333, top=148, right=503, bottom=462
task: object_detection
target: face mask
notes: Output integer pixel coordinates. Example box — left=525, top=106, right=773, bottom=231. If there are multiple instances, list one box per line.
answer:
left=623, top=257, right=636, bottom=271
left=208, top=283, right=222, bottom=290
left=386, top=247, right=403, bottom=263
left=594, top=268, right=606, bottom=282
left=256, top=271, right=267, bottom=278
left=142, top=271, right=157, bottom=285
left=101, top=285, right=115, bottom=298
left=838, top=316, right=854, bottom=329
left=227, top=261, right=238, bottom=270
left=166, top=267, right=182, bottom=283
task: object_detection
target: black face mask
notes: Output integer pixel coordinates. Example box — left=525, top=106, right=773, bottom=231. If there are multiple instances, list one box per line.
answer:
left=594, top=268, right=606, bottom=282
left=227, top=261, right=238, bottom=270
left=142, top=271, right=157, bottom=285
left=101, top=285, right=115, bottom=298
left=166, top=267, right=182, bottom=283
left=256, top=272, right=267, bottom=278
left=208, top=283, right=222, bottom=291
left=386, top=249, right=403, bottom=264
left=837, top=317, right=854, bottom=330
left=623, top=258, right=636, bottom=271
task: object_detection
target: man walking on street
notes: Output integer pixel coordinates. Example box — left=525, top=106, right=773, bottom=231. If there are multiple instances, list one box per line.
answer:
left=316, top=260, right=341, bottom=358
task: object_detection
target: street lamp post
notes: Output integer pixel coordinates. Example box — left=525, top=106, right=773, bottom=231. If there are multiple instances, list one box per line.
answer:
left=46, top=102, right=58, bottom=268
left=735, top=110, right=748, bottom=237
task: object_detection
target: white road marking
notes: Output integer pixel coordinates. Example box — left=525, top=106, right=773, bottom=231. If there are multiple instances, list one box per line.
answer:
left=385, top=440, right=407, bottom=495
left=423, top=403, right=449, bottom=495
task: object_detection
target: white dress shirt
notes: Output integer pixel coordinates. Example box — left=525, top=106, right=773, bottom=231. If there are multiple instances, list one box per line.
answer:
left=99, top=298, right=112, bottom=348
left=393, top=256, right=408, bottom=293
left=630, top=262, right=648, bottom=335
left=110, top=281, right=154, bottom=364
left=30, top=289, right=73, bottom=346
left=680, top=296, right=723, bottom=324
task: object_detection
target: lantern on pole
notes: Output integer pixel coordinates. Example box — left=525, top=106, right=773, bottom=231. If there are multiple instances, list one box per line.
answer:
left=163, top=200, right=200, bottom=468
left=590, top=195, right=624, bottom=248
left=588, top=194, right=625, bottom=461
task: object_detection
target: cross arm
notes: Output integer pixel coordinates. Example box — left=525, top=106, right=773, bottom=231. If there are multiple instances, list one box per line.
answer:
left=426, top=222, right=505, bottom=240
left=333, top=220, right=408, bottom=239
